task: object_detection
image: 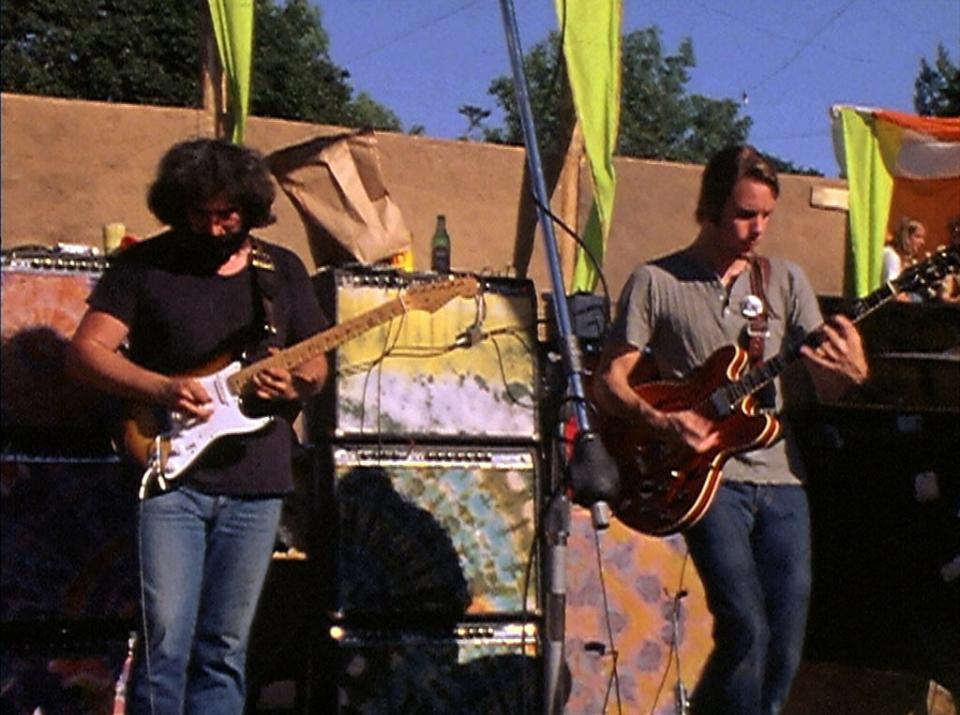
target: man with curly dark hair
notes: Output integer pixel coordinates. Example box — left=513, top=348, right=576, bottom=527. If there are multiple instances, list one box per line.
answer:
left=67, top=138, right=330, bottom=714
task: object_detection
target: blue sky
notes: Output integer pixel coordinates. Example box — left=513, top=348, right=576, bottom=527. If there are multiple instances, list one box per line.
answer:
left=319, top=0, right=959, bottom=177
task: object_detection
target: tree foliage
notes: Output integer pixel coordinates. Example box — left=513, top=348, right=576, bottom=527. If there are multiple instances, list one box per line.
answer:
left=250, top=0, right=398, bottom=130
left=1, top=0, right=201, bottom=106
left=485, top=34, right=573, bottom=151
left=482, top=28, right=753, bottom=167
left=1, top=0, right=399, bottom=130
left=914, top=43, right=960, bottom=117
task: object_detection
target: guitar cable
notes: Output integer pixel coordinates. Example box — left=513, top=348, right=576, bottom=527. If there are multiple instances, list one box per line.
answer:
left=136, top=475, right=158, bottom=715
left=590, top=521, right=624, bottom=715
left=649, top=549, right=691, bottom=715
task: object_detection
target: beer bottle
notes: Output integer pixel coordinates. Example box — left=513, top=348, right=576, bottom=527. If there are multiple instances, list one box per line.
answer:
left=430, top=214, right=451, bottom=273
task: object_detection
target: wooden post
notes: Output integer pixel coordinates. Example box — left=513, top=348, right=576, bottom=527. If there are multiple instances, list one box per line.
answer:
left=554, top=121, right=585, bottom=288
left=199, top=0, right=227, bottom=138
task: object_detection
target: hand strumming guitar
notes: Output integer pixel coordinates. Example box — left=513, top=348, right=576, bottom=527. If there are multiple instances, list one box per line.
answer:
left=157, top=376, right=214, bottom=421
left=658, top=408, right=722, bottom=455
left=593, top=342, right=721, bottom=456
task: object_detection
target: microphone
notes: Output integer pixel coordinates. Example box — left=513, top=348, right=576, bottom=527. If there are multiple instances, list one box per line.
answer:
left=566, top=427, right=620, bottom=529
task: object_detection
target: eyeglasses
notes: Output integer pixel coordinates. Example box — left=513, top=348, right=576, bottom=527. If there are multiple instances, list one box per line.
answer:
left=188, top=206, right=241, bottom=223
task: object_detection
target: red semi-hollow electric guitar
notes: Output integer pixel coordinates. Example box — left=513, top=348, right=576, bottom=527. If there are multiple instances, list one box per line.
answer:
left=598, top=246, right=959, bottom=536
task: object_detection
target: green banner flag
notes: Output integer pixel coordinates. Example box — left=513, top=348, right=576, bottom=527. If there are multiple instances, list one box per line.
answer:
left=208, top=0, right=254, bottom=144
left=840, top=107, right=894, bottom=296
left=555, top=0, right=621, bottom=293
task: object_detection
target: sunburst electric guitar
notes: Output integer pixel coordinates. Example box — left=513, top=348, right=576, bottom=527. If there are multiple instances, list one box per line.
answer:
left=601, top=246, right=959, bottom=536
left=123, top=275, right=480, bottom=479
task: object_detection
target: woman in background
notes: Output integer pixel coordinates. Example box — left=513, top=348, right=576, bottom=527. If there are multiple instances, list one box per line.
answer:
left=881, top=217, right=926, bottom=284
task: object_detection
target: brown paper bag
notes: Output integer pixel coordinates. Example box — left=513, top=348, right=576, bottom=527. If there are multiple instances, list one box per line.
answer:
left=267, top=130, right=411, bottom=265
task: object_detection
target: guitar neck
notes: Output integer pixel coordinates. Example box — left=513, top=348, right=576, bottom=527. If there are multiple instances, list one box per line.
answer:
left=715, top=281, right=899, bottom=411
left=226, top=296, right=406, bottom=394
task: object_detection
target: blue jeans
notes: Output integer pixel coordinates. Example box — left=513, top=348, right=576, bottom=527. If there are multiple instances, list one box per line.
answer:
left=127, top=486, right=282, bottom=715
left=684, top=482, right=811, bottom=715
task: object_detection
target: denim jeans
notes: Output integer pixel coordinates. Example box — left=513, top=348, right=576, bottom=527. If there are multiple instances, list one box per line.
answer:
left=684, top=482, right=811, bottom=715
left=127, top=486, right=282, bottom=715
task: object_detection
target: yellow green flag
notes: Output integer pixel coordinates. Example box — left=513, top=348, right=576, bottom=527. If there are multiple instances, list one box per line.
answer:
left=208, top=0, right=255, bottom=144
left=839, top=107, right=894, bottom=296
left=555, top=0, right=621, bottom=292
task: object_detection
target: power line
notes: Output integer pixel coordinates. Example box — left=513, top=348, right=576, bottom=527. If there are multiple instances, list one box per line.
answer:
left=752, top=130, right=833, bottom=141
left=681, top=0, right=873, bottom=65
left=340, top=0, right=484, bottom=65
left=745, top=0, right=860, bottom=93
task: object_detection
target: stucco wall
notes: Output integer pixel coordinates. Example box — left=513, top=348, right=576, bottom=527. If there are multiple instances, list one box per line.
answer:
left=1, top=92, right=850, bottom=300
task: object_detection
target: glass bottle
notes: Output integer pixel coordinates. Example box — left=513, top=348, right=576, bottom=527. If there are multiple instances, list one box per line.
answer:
left=430, top=214, right=451, bottom=273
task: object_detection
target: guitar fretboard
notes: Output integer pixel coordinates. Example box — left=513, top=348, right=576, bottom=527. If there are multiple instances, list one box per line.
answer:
left=710, top=264, right=933, bottom=414
left=226, top=296, right=406, bottom=394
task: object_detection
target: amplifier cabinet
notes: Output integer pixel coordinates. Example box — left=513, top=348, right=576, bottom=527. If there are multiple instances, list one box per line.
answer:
left=1, top=261, right=119, bottom=460
left=331, top=444, right=540, bottom=619
left=311, top=268, right=540, bottom=442
left=331, top=620, right=540, bottom=715
left=1, top=460, right=137, bottom=624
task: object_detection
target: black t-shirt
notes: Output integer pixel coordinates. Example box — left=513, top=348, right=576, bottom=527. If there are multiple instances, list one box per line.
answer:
left=88, top=231, right=329, bottom=495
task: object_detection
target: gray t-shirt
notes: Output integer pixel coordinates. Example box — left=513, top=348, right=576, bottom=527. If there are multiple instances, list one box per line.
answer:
left=608, top=248, right=824, bottom=485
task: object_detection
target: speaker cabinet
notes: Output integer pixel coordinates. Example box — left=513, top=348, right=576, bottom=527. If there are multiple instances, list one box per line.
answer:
left=332, top=621, right=540, bottom=715
left=330, top=444, right=540, bottom=620
left=564, top=505, right=714, bottom=714
left=311, top=267, right=540, bottom=442
left=1, top=460, right=137, bottom=625
left=1, top=257, right=119, bottom=460
left=798, top=405, right=960, bottom=689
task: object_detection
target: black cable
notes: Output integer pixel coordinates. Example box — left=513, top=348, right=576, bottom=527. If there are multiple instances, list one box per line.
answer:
left=649, top=548, right=691, bottom=715
left=529, top=190, right=613, bottom=316
left=591, top=524, right=624, bottom=714
left=520, top=508, right=540, bottom=715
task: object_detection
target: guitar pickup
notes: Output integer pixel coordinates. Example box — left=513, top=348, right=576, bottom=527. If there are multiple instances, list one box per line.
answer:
left=709, top=393, right=733, bottom=418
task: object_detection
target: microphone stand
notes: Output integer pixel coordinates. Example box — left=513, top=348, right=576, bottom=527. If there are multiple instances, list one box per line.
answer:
left=497, top=2, right=618, bottom=712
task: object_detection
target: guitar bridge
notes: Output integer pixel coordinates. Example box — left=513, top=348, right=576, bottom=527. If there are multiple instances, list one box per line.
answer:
left=637, top=480, right=657, bottom=499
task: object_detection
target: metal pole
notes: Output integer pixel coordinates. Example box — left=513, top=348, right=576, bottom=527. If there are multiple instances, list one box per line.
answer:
left=496, top=0, right=590, bottom=432
left=496, top=2, right=605, bottom=712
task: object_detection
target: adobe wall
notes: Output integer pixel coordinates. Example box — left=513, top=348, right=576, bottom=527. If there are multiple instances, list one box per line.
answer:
left=1, top=93, right=850, bottom=300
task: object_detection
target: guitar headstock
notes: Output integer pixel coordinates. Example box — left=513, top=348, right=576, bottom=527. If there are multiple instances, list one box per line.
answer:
left=893, top=244, right=960, bottom=297
left=403, top=275, right=481, bottom=313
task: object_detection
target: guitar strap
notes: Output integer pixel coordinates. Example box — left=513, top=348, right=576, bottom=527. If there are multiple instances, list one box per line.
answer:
left=248, top=237, right=282, bottom=355
left=748, top=255, right=778, bottom=410
left=747, top=255, right=770, bottom=365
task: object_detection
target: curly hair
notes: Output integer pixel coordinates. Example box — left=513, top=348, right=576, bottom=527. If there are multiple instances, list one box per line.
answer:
left=696, top=145, right=780, bottom=225
left=147, top=139, right=276, bottom=231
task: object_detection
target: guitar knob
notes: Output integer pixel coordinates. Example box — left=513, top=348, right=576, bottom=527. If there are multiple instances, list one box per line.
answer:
left=632, top=453, right=648, bottom=474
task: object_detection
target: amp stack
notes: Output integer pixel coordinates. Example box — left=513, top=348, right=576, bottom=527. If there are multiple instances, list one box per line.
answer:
left=308, top=265, right=543, bottom=713
left=1, top=247, right=136, bottom=713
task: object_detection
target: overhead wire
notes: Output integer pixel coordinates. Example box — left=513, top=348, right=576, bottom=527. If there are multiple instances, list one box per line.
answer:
left=339, top=0, right=485, bottom=65
left=744, top=0, right=860, bottom=94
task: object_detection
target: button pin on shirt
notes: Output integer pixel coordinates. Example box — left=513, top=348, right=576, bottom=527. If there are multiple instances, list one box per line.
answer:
left=740, top=294, right=764, bottom=319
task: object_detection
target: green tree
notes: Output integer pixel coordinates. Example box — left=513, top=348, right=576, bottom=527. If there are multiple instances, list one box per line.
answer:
left=250, top=0, right=398, bottom=130
left=457, top=104, right=492, bottom=141
left=485, top=33, right=572, bottom=154
left=483, top=28, right=752, bottom=167
left=1, top=0, right=399, bottom=130
left=1, top=0, right=201, bottom=106
left=914, top=43, right=960, bottom=117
